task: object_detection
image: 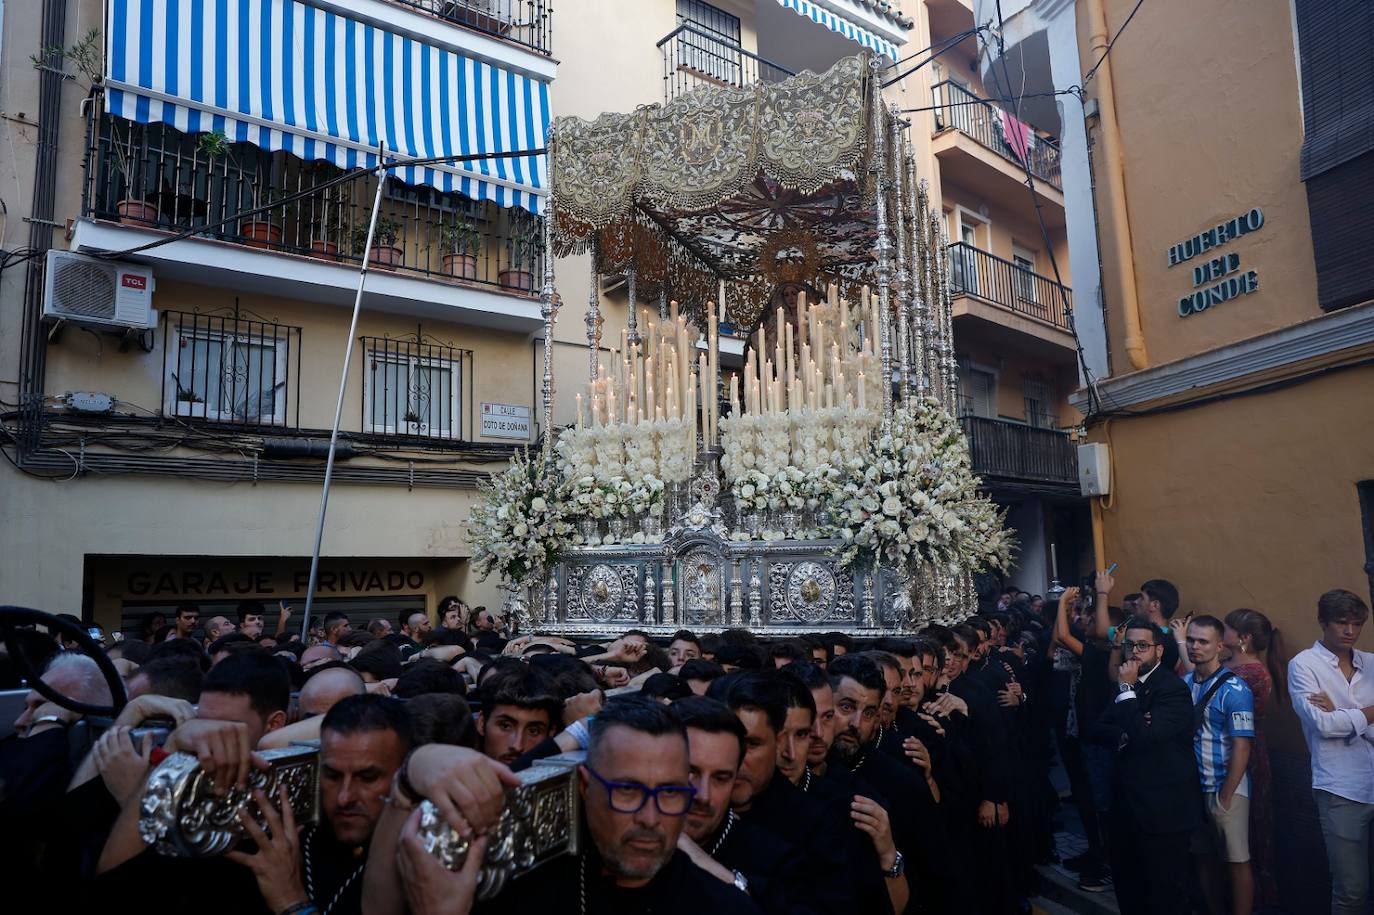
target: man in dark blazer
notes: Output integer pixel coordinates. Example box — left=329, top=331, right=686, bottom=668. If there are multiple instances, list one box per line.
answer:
left=1101, top=617, right=1203, bottom=915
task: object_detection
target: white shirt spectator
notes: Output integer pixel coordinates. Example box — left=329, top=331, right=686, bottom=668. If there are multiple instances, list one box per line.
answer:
left=1290, top=640, right=1374, bottom=804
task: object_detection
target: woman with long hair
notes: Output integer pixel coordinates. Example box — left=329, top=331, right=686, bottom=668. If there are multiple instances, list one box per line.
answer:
left=1224, top=608, right=1288, bottom=910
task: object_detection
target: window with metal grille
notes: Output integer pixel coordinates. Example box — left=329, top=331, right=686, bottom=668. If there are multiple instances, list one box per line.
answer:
left=361, top=337, right=471, bottom=440
left=162, top=311, right=300, bottom=427
left=676, top=0, right=743, bottom=85
left=1023, top=378, right=1054, bottom=429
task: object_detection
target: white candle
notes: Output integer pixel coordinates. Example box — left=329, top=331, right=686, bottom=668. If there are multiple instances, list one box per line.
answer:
left=857, top=372, right=866, bottom=410
left=576, top=393, right=584, bottom=428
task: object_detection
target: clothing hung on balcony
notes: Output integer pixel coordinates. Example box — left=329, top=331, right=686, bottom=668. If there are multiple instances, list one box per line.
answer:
left=772, top=0, right=901, bottom=61
left=104, top=0, right=549, bottom=214
left=1000, top=109, right=1031, bottom=166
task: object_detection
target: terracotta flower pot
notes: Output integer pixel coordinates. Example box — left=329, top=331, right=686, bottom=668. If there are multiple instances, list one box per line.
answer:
left=443, top=253, right=478, bottom=280
left=368, top=244, right=404, bottom=271
left=116, top=200, right=160, bottom=226
left=241, top=220, right=283, bottom=249
left=309, top=240, right=341, bottom=261
left=498, top=269, right=534, bottom=292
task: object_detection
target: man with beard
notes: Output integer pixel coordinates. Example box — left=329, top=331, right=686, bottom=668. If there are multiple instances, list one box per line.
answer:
left=227, top=694, right=413, bottom=915
left=780, top=661, right=916, bottom=914
left=827, top=655, right=952, bottom=914
left=475, top=665, right=562, bottom=766
left=475, top=695, right=761, bottom=914
left=710, top=672, right=888, bottom=915
left=1103, top=618, right=1202, bottom=915
left=674, top=696, right=810, bottom=914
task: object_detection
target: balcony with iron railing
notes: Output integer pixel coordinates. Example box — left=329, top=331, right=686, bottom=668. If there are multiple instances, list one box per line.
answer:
left=960, top=414, right=1079, bottom=487
left=384, top=0, right=551, bottom=55
left=947, top=242, right=1072, bottom=332
left=659, top=23, right=794, bottom=102
left=931, top=80, right=1061, bottom=188
left=82, top=114, right=545, bottom=297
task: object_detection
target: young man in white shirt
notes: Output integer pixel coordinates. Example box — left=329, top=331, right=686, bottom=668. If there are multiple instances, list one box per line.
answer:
left=1289, top=589, right=1374, bottom=915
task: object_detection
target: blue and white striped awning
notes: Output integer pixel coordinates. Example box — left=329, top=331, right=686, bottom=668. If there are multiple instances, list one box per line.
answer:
left=104, top=0, right=549, bottom=214
left=775, top=0, right=900, bottom=61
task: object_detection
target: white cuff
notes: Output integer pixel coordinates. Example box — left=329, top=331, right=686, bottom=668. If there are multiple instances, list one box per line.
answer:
left=1115, top=690, right=1136, bottom=703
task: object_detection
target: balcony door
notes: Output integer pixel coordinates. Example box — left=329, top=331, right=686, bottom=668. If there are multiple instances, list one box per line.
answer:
left=953, top=214, right=985, bottom=296
left=676, top=0, right=743, bottom=86
left=958, top=364, right=997, bottom=419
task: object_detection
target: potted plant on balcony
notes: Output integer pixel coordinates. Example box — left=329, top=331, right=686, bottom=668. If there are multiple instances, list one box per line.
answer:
left=499, top=212, right=542, bottom=292
left=439, top=216, right=481, bottom=280
left=241, top=186, right=285, bottom=249
left=173, top=379, right=208, bottom=419
left=109, top=121, right=159, bottom=227
left=308, top=186, right=351, bottom=262
left=352, top=217, right=404, bottom=271
left=402, top=408, right=428, bottom=436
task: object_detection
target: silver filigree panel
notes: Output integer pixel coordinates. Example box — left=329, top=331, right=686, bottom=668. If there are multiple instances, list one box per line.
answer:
left=679, top=546, right=726, bottom=626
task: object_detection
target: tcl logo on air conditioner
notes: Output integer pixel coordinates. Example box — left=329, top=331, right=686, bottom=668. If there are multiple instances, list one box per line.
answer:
left=42, top=250, right=157, bottom=330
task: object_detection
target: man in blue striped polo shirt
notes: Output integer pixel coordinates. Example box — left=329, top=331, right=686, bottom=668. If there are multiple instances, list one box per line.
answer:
left=1183, top=615, right=1256, bottom=915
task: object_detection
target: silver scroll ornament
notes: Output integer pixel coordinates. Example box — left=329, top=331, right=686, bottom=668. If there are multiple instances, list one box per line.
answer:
left=417, top=759, right=581, bottom=900
left=139, top=745, right=320, bottom=856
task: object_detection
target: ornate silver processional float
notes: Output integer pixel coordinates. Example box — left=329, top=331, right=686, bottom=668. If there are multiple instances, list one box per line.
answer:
left=469, top=53, right=1015, bottom=640
left=133, top=54, right=1014, bottom=887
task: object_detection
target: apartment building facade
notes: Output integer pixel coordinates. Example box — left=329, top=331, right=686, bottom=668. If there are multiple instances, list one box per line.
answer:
left=1, top=0, right=1085, bottom=631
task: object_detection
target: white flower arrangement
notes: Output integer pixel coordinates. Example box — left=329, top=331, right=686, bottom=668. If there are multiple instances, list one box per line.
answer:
left=829, top=397, right=1015, bottom=579
left=722, top=407, right=880, bottom=538
left=468, top=449, right=571, bottom=586
left=656, top=419, right=695, bottom=484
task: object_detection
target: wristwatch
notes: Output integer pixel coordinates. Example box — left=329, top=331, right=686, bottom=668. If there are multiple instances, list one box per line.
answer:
left=884, top=850, right=905, bottom=879
left=1118, top=681, right=1135, bottom=694
left=732, top=870, right=750, bottom=894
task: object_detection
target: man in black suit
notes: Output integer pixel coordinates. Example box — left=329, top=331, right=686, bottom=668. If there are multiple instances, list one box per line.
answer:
left=1103, top=617, right=1203, bottom=915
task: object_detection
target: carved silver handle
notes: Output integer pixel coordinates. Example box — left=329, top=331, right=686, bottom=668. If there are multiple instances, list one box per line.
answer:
left=416, top=758, right=581, bottom=900
left=139, top=745, right=320, bottom=857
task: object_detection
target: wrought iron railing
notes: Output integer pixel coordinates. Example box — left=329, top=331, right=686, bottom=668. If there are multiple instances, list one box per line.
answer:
left=359, top=336, right=474, bottom=442
left=946, top=242, right=1073, bottom=330
left=83, top=114, right=545, bottom=294
left=658, top=24, right=794, bottom=102
left=960, top=415, right=1078, bottom=485
left=383, top=0, right=551, bottom=55
left=161, top=310, right=302, bottom=429
left=931, top=80, right=1062, bottom=188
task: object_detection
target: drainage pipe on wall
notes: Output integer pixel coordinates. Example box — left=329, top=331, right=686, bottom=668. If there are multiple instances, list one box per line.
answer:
left=1085, top=0, right=1148, bottom=371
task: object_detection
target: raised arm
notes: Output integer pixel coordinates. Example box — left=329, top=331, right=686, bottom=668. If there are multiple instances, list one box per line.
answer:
left=1054, top=587, right=1084, bottom=656
left=1092, top=569, right=1115, bottom=640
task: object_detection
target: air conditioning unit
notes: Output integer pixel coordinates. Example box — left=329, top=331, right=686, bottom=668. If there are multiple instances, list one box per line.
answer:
left=42, top=250, right=156, bottom=331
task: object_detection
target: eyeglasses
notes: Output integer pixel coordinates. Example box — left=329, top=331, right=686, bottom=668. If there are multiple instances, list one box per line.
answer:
left=584, top=765, right=696, bottom=816
left=1123, top=640, right=1157, bottom=653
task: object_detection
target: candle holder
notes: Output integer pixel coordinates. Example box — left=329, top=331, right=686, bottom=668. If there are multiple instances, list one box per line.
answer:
left=579, top=518, right=599, bottom=546
left=779, top=510, right=799, bottom=539
left=607, top=517, right=626, bottom=543
left=744, top=512, right=763, bottom=539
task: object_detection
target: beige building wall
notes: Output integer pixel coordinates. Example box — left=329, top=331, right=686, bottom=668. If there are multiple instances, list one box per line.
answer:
left=1093, top=363, right=1374, bottom=744
left=1081, top=0, right=1318, bottom=371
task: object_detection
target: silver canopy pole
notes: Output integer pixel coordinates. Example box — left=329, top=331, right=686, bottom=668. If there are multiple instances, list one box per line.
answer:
left=301, top=146, right=390, bottom=641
